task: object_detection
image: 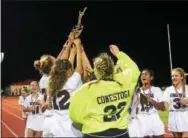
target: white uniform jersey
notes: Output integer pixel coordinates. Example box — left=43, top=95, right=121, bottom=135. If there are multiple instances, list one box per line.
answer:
left=39, top=75, right=54, bottom=118
left=129, top=91, right=139, bottom=118
left=138, top=86, right=163, bottom=114
left=24, top=93, right=44, bottom=115
left=18, top=96, right=26, bottom=106
left=39, top=75, right=50, bottom=91
left=43, top=72, right=82, bottom=137
left=18, top=96, right=28, bottom=118
left=128, top=86, right=164, bottom=137
left=52, top=72, right=82, bottom=114
left=39, top=75, right=50, bottom=98
left=130, top=86, right=163, bottom=115
left=161, top=85, right=188, bottom=132
left=40, top=75, right=54, bottom=136
left=161, top=85, right=188, bottom=111
left=24, top=93, right=45, bottom=131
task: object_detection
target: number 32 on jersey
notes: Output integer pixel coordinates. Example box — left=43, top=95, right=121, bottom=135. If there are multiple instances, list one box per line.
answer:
left=103, top=101, right=126, bottom=122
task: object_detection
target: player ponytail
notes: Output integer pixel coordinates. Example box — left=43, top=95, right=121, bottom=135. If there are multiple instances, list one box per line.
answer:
left=94, top=53, right=114, bottom=80
left=34, top=60, right=41, bottom=70
left=34, top=55, right=55, bottom=75
left=83, top=72, right=96, bottom=83
left=48, top=59, right=72, bottom=96
left=89, top=53, right=122, bottom=86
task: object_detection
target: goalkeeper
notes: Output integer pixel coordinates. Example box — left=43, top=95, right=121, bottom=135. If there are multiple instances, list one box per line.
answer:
left=69, top=45, right=140, bottom=138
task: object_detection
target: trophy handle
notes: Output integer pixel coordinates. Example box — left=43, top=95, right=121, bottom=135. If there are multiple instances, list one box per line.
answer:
left=68, top=7, right=87, bottom=40
left=77, top=7, right=87, bottom=26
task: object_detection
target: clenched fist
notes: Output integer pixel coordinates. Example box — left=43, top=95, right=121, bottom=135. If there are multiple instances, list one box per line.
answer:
left=109, top=45, right=120, bottom=56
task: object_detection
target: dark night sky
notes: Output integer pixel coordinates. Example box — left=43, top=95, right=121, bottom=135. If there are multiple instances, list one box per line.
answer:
left=2, top=1, right=188, bottom=89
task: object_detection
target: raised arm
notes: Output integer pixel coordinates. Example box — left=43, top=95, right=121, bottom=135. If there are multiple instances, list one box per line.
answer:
left=57, top=31, right=75, bottom=60
left=56, top=41, right=67, bottom=60
left=69, top=46, right=77, bottom=69
left=73, top=38, right=83, bottom=76
left=110, top=45, right=140, bottom=87
left=81, top=45, right=94, bottom=82
left=59, top=41, right=72, bottom=60
left=81, top=45, right=92, bottom=71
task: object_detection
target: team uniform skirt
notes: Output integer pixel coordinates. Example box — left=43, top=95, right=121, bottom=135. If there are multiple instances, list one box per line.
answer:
left=168, top=110, right=188, bottom=132
left=128, top=115, right=145, bottom=137
left=128, top=112, right=164, bottom=137
left=26, top=114, right=45, bottom=131
left=43, top=111, right=82, bottom=137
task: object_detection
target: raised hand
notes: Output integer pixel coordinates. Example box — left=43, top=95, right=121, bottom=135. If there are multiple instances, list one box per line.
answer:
left=85, top=64, right=93, bottom=73
left=78, top=7, right=87, bottom=25
left=43, top=100, right=52, bottom=109
left=71, top=45, right=77, bottom=54
left=180, top=98, right=188, bottom=105
left=109, top=45, right=120, bottom=56
left=46, top=100, right=52, bottom=109
left=30, top=105, right=36, bottom=112
left=67, top=32, right=76, bottom=44
left=73, top=38, right=81, bottom=47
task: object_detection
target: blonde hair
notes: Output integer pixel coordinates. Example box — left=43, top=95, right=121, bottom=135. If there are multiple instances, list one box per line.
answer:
left=34, top=55, right=55, bottom=75
left=21, top=86, right=29, bottom=93
left=48, top=59, right=72, bottom=96
left=172, top=67, right=186, bottom=95
left=83, top=72, right=96, bottom=83
left=94, top=53, right=114, bottom=80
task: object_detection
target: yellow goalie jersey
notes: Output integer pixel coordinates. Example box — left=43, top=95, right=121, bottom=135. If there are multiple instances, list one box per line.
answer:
left=69, top=51, right=140, bottom=134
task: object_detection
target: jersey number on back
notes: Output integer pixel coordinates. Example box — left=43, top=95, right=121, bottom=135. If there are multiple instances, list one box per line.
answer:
left=53, top=90, right=70, bottom=110
left=103, top=101, right=126, bottom=122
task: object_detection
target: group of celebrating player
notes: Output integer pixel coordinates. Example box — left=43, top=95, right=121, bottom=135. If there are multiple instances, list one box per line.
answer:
left=18, top=28, right=188, bottom=138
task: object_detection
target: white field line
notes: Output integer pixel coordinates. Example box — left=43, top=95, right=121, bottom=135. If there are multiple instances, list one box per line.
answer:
left=2, top=99, right=19, bottom=106
left=1, top=120, right=18, bottom=137
left=2, top=108, right=24, bottom=121
left=2, top=102, right=22, bottom=111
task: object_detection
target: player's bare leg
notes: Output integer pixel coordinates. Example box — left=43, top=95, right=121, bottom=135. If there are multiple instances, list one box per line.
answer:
left=153, top=135, right=164, bottom=138
left=172, top=132, right=182, bottom=138
left=23, top=118, right=27, bottom=125
left=144, top=135, right=164, bottom=138
left=182, top=131, right=188, bottom=137
left=34, top=131, right=42, bottom=137
left=27, top=128, right=35, bottom=137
